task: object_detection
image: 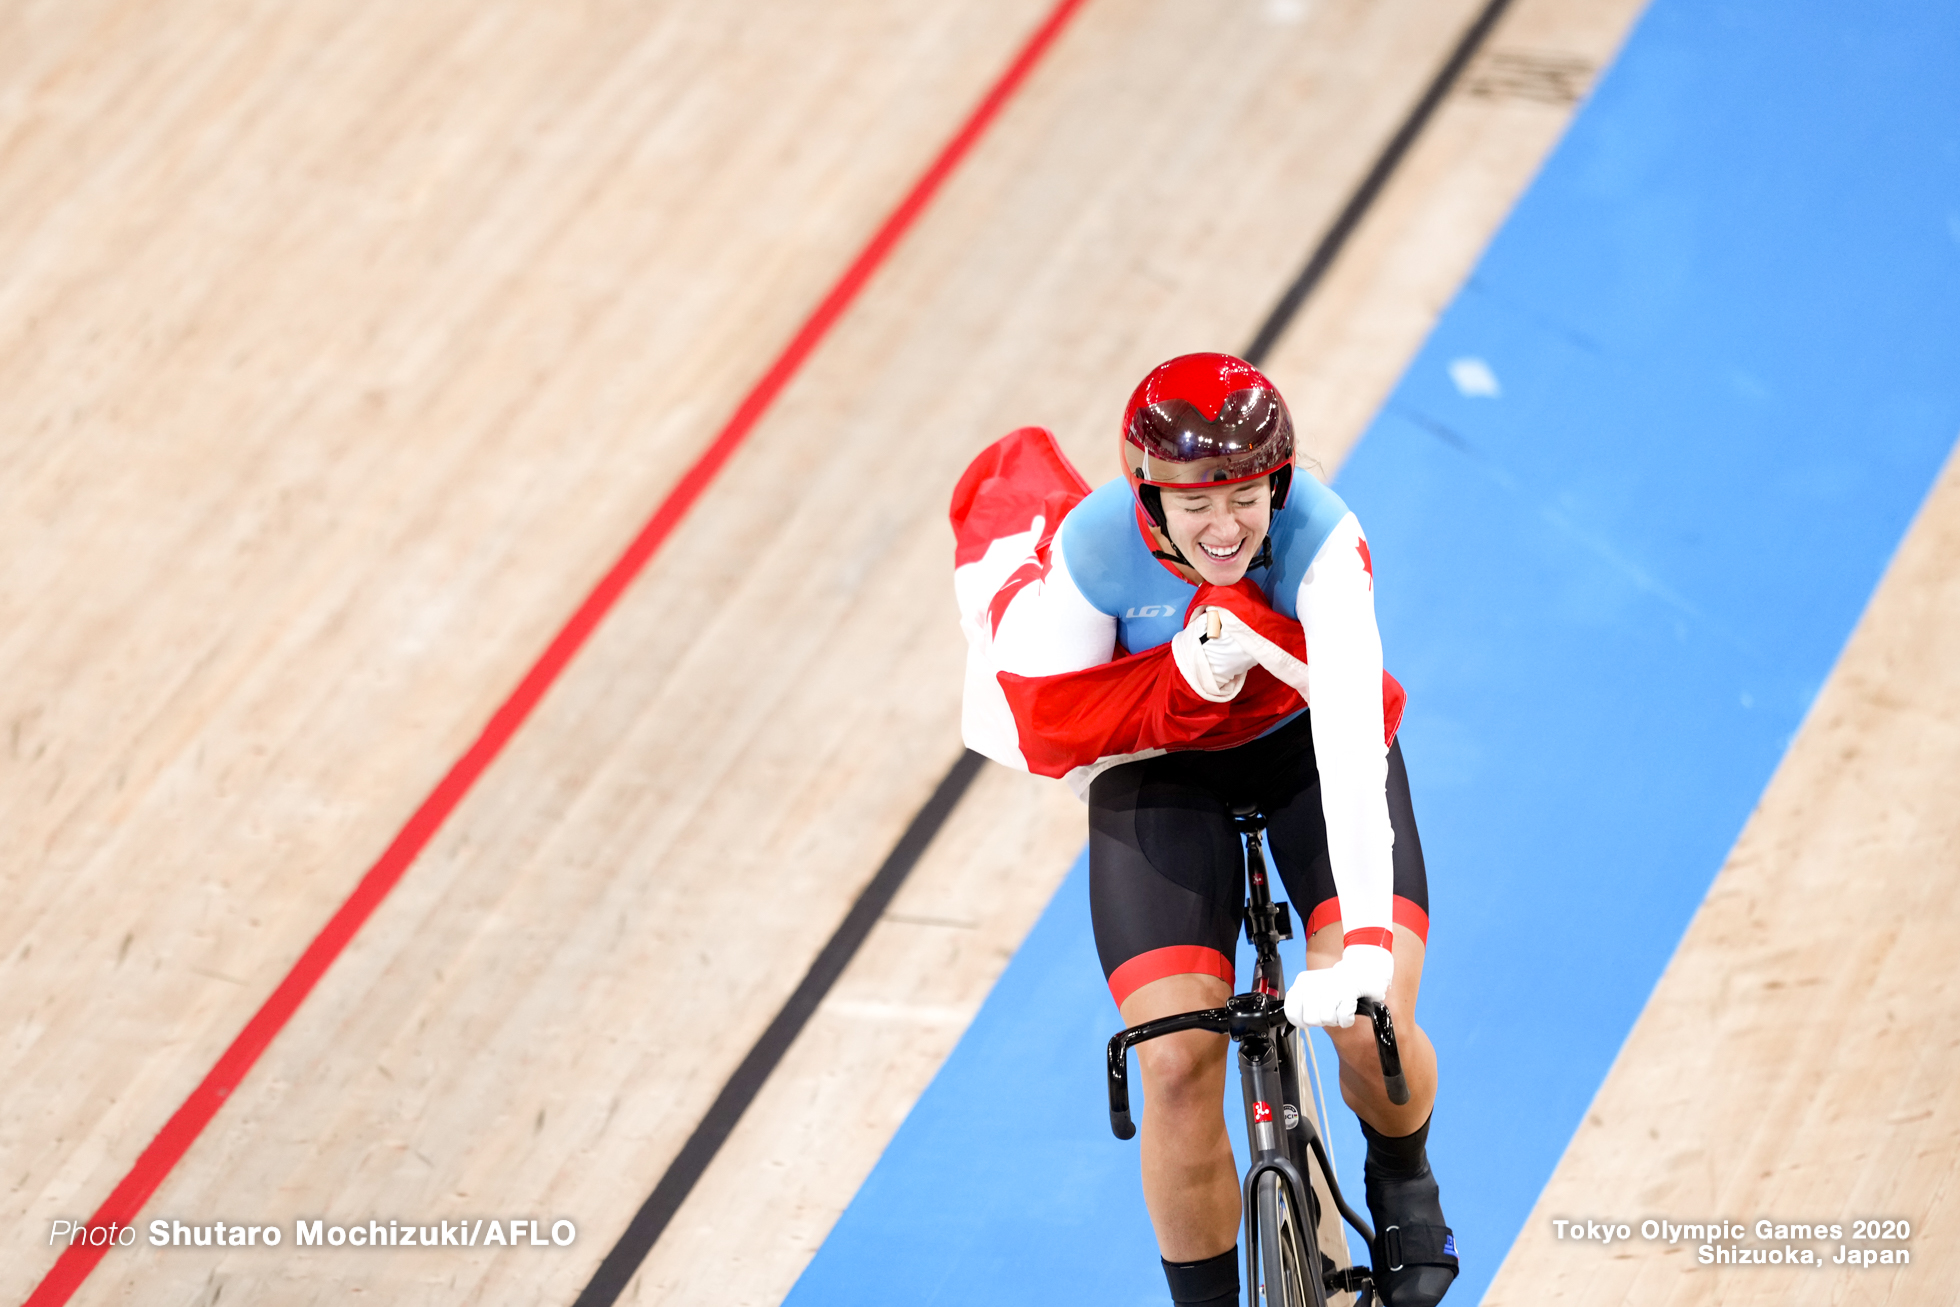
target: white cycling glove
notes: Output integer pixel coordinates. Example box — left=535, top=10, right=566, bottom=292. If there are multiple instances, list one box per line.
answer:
left=1170, top=608, right=1252, bottom=702
left=1284, top=944, right=1393, bottom=1029
left=1201, top=623, right=1259, bottom=682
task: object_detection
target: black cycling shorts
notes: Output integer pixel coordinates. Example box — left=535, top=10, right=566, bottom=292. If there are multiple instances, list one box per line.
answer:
left=1087, top=711, right=1428, bottom=1007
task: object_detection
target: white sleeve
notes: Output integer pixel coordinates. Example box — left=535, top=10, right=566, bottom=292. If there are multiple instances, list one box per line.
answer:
left=1296, top=512, right=1394, bottom=939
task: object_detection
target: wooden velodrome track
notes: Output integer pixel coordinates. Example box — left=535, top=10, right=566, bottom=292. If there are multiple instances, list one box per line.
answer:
left=5, top=2, right=1952, bottom=1306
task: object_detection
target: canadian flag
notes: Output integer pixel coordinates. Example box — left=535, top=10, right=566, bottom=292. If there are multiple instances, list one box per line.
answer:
left=951, top=427, right=1089, bottom=776
left=951, top=428, right=1403, bottom=794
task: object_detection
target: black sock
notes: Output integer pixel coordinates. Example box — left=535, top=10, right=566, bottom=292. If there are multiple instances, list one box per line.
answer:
left=1361, top=1113, right=1431, bottom=1180
left=1161, top=1246, right=1239, bottom=1306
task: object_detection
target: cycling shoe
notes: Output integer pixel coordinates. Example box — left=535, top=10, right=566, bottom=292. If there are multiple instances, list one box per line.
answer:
left=1365, top=1153, right=1458, bottom=1306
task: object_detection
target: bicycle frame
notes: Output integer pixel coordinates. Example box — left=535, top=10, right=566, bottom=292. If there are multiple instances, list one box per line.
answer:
left=1104, top=806, right=1403, bottom=1305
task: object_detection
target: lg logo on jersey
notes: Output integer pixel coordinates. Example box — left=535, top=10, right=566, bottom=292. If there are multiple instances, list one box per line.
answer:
left=1123, top=604, right=1177, bottom=619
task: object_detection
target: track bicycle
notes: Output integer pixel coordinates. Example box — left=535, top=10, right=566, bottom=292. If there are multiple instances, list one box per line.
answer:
left=1105, top=803, right=1408, bottom=1307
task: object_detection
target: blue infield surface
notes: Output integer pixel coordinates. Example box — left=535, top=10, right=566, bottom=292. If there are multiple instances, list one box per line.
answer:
left=788, top=1, right=1960, bottom=1302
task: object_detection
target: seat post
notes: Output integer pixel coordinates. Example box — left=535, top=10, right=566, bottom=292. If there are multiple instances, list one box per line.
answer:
left=1234, top=804, right=1294, bottom=996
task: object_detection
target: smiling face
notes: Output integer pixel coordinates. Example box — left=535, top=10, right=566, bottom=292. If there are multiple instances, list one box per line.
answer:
left=1160, top=480, right=1272, bottom=586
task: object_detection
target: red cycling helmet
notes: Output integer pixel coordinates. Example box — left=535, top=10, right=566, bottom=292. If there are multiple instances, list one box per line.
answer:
left=1121, top=353, right=1295, bottom=536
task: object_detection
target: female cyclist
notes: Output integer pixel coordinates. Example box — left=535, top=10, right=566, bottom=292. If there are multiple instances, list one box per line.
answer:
left=950, top=353, right=1457, bottom=1307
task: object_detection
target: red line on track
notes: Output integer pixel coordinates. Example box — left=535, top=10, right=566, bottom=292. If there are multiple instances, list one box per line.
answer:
left=25, top=2, right=1087, bottom=1300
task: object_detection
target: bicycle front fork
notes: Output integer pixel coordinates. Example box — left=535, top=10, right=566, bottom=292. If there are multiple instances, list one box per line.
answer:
left=1237, top=1031, right=1316, bottom=1217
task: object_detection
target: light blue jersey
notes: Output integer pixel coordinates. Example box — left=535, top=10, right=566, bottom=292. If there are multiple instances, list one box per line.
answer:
left=1057, top=474, right=1354, bottom=652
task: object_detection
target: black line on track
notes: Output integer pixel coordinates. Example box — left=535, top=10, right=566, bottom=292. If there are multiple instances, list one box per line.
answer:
left=577, top=3, right=1513, bottom=1301
left=573, top=750, right=986, bottom=1307
left=1243, top=0, right=1515, bottom=367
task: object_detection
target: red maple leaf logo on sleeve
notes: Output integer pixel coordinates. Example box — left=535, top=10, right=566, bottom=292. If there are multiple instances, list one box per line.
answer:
left=1356, top=537, right=1374, bottom=589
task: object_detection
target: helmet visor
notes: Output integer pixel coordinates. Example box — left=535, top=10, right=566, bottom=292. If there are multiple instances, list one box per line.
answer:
left=1127, top=388, right=1291, bottom=486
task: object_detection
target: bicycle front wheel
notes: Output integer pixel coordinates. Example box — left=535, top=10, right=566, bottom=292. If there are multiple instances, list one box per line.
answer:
left=1252, top=1169, right=1327, bottom=1307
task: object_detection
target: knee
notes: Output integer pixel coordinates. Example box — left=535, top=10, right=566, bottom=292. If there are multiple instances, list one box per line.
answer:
left=1136, top=1031, right=1228, bottom=1112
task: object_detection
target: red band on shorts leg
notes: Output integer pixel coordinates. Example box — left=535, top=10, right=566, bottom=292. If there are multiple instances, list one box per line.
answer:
left=1107, top=945, right=1234, bottom=1008
left=1298, top=896, right=1430, bottom=946
left=1393, top=895, right=1430, bottom=944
